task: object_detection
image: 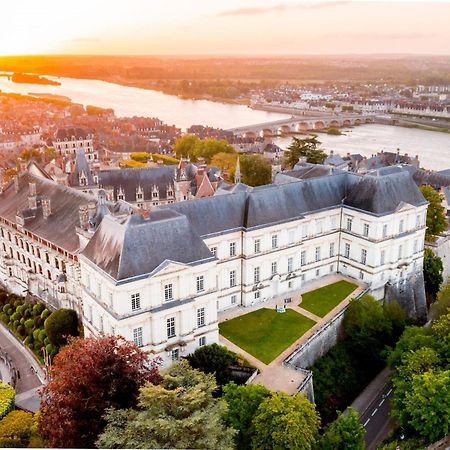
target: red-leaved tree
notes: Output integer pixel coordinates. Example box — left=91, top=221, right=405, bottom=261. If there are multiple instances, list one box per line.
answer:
left=39, top=335, right=161, bottom=448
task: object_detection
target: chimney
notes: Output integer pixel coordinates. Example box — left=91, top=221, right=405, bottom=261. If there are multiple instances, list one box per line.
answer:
left=28, top=182, right=37, bottom=209
left=41, top=197, right=51, bottom=219
left=79, top=205, right=89, bottom=230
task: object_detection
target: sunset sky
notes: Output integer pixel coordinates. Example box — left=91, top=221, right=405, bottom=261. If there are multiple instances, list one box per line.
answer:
left=1, top=0, right=450, bottom=56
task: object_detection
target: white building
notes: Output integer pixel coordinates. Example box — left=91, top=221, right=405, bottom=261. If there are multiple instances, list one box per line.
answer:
left=79, top=168, right=428, bottom=366
left=53, top=127, right=98, bottom=162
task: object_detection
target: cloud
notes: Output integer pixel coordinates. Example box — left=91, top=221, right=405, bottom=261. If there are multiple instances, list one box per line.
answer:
left=321, top=32, right=438, bottom=40
left=215, top=1, right=349, bottom=17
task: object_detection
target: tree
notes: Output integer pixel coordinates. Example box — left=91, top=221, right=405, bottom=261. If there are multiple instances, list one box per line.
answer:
left=192, top=138, right=235, bottom=163
left=186, top=343, right=239, bottom=386
left=222, top=382, right=270, bottom=449
left=423, top=248, right=443, bottom=299
left=404, top=369, right=450, bottom=443
left=420, top=185, right=447, bottom=240
left=430, top=281, right=450, bottom=321
left=210, top=152, right=237, bottom=180
left=0, top=410, right=35, bottom=447
left=251, top=392, right=320, bottom=450
left=319, top=408, right=365, bottom=450
left=39, top=335, right=161, bottom=448
left=44, top=308, right=79, bottom=347
left=173, top=134, right=199, bottom=158
left=97, top=360, right=235, bottom=450
left=239, top=154, right=272, bottom=186
left=285, top=136, right=327, bottom=168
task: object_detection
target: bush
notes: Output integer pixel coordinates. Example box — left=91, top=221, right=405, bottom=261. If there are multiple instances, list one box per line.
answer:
left=32, top=303, right=45, bottom=316
left=0, top=313, right=8, bottom=323
left=38, top=330, right=47, bottom=343
left=33, top=329, right=40, bottom=340
left=41, top=309, right=51, bottom=320
left=24, top=319, right=34, bottom=330
left=0, top=410, right=34, bottom=447
left=44, top=309, right=79, bottom=347
left=0, top=382, right=15, bottom=419
left=16, top=325, right=25, bottom=337
left=151, top=153, right=179, bottom=165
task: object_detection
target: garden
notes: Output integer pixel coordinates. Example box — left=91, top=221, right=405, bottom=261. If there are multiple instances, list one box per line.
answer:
left=219, top=308, right=315, bottom=364
left=0, top=290, right=79, bottom=363
left=299, top=280, right=357, bottom=317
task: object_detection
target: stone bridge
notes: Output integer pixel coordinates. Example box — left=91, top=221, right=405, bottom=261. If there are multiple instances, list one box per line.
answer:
left=227, top=114, right=376, bottom=138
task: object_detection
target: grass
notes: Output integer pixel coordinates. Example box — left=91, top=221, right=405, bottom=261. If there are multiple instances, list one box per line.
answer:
left=299, top=280, right=357, bottom=318
left=219, top=308, right=315, bottom=364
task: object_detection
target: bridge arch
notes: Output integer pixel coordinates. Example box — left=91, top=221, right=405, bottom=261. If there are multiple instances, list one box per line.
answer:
left=243, top=131, right=257, bottom=139
left=278, top=125, right=291, bottom=135
left=329, top=120, right=340, bottom=128
left=365, top=117, right=373, bottom=124
left=314, top=121, right=325, bottom=130
left=260, top=128, right=274, bottom=138
left=295, top=122, right=309, bottom=132
left=354, top=118, right=362, bottom=126
left=343, top=119, right=351, bottom=127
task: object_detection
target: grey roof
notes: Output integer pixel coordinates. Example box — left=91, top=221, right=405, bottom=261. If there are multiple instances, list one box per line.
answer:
left=0, top=173, right=97, bottom=253
left=324, top=153, right=347, bottom=167
left=68, top=149, right=94, bottom=187
left=55, top=127, right=92, bottom=141
left=98, top=166, right=177, bottom=202
left=82, top=212, right=214, bottom=281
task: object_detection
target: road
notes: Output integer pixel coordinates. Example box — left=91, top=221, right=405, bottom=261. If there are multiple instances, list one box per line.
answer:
left=360, top=382, right=394, bottom=449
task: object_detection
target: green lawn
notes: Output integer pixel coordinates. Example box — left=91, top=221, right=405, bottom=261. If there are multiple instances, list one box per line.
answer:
left=219, top=308, right=315, bottom=364
left=299, top=280, right=358, bottom=317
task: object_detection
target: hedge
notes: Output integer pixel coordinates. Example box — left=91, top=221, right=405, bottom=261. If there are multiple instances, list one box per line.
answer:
left=151, top=153, right=179, bottom=165
left=0, top=410, right=34, bottom=447
left=0, top=382, right=15, bottom=419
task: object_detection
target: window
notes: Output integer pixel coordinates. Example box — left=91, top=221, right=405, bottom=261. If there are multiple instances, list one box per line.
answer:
left=346, top=218, right=353, bottom=231
left=359, top=271, right=364, bottom=280
left=363, top=223, right=369, bottom=237
left=331, top=217, right=337, bottom=229
left=171, top=349, right=179, bottom=361
left=254, top=267, right=260, bottom=283
left=399, top=220, right=404, bottom=233
left=316, top=220, right=323, bottom=234
left=288, top=229, right=295, bottom=244
left=271, top=234, right=278, bottom=249
left=398, top=245, right=403, bottom=259
left=231, top=294, right=237, bottom=304
left=361, top=249, right=367, bottom=264
left=330, top=242, right=335, bottom=257
left=288, top=281, right=293, bottom=289
left=382, top=224, right=388, bottom=238
left=271, top=261, right=277, bottom=276
left=330, top=264, right=334, bottom=272
left=197, top=307, right=205, bottom=327
left=315, top=247, right=321, bottom=262
left=345, top=243, right=351, bottom=259
left=229, top=242, right=236, bottom=257
left=230, top=270, right=236, bottom=287
left=133, top=327, right=143, bottom=347
left=302, top=225, right=308, bottom=238
left=131, top=293, right=141, bottom=311
left=196, top=275, right=204, bottom=293
left=287, top=257, right=293, bottom=273
left=164, top=284, right=173, bottom=302
left=380, top=250, right=385, bottom=265
left=254, top=291, right=260, bottom=301
left=413, top=239, right=418, bottom=253
left=300, top=251, right=306, bottom=266
left=109, top=292, right=113, bottom=307
left=254, top=239, right=261, bottom=253
left=315, top=269, right=320, bottom=277
left=416, top=214, right=420, bottom=228
left=210, top=246, right=217, bottom=256
left=167, top=317, right=175, bottom=338
left=199, top=336, right=206, bottom=347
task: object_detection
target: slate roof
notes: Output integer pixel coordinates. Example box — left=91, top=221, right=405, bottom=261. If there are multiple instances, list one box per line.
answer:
left=55, top=127, right=92, bottom=141
left=0, top=173, right=97, bottom=253
left=98, top=166, right=176, bottom=202
left=82, top=212, right=214, bottom=281
left=68, top=149, right=95, bottom=187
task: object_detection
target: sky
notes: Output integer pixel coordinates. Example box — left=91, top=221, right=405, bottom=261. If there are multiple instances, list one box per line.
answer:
left=1, top=0, right=450, bottom=56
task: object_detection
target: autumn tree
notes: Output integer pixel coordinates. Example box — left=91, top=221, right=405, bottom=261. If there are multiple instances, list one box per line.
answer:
left=222, top=382, right=270, bottom=449
left=97, top=360, right=235, bottom=450
left=251, top=392, right=320, bottom=450
left=39, top=335, right=161, bottom=448
left=210, top=152, right=237, bottom=180
left=285, top=136, right=327, bottom=168
left=420, top=185, right=447, bottom=240
left=423, top=248, right=443, bottom=300
left=174, top=135, right=235, bottom=162
left=173, top=134, right=199, bottom=158
left=319, top=408, right=365, bottom=450
left=240, top=154, right=272, bottom=186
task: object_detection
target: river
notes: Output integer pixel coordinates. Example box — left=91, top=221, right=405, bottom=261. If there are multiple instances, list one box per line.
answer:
left=1, top=75, right=450, bottom=170
left=0, top=76, right=289, bottom=130
left=274, top=125, right=450, bottom=171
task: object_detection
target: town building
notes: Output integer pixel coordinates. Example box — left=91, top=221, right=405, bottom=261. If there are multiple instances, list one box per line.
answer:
left=53, top=127, right=98, bottom=163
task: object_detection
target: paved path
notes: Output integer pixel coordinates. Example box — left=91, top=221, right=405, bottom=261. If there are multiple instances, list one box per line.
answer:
left=0, top=322, right=45, bottom=411
left=351, top=367, right=394, bottom=450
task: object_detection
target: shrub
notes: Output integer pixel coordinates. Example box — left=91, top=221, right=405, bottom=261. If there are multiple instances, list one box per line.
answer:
left=44, top=337, right=50, bottom=346
left=41, top=309, right=51, bottom=320
left=0, top=410, right=34, bottom=447
left=34, top=341, right=43, bottom=353
left=0, top=313, right=8, bottom=323
left=0, top=382, right=15, bottom=419
left=24, top=335, right=33, bottom=346
left=33, top=329, right=40, bottom=340
left=24, top=319, right=34, bottom=330
left=16, top=325, right=25, bottom=337
left=19, top=317, right=25, bottom=325
left=32, top=303, right=45, bottom=316
left=151, top=153, right=179, bottom=165
left=12, top=320, right=19, bottom=329
left=2, top=304, right=9, bottom=313
left=38, top=330, right=47, bottom=343
left=44, top=309, right=79, bottom=347
left=10, top=312, right=20, bottom=322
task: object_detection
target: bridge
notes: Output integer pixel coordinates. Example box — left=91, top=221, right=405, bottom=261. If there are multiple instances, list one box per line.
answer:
left=227, top=114, right=376, bottom=138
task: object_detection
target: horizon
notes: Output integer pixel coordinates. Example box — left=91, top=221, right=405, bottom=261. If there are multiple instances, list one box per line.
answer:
left=2, top=1, right=450, bottom=56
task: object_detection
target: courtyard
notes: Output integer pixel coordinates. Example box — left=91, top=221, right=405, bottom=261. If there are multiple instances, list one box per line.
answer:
left=219, top=308, right=315, bottom=364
